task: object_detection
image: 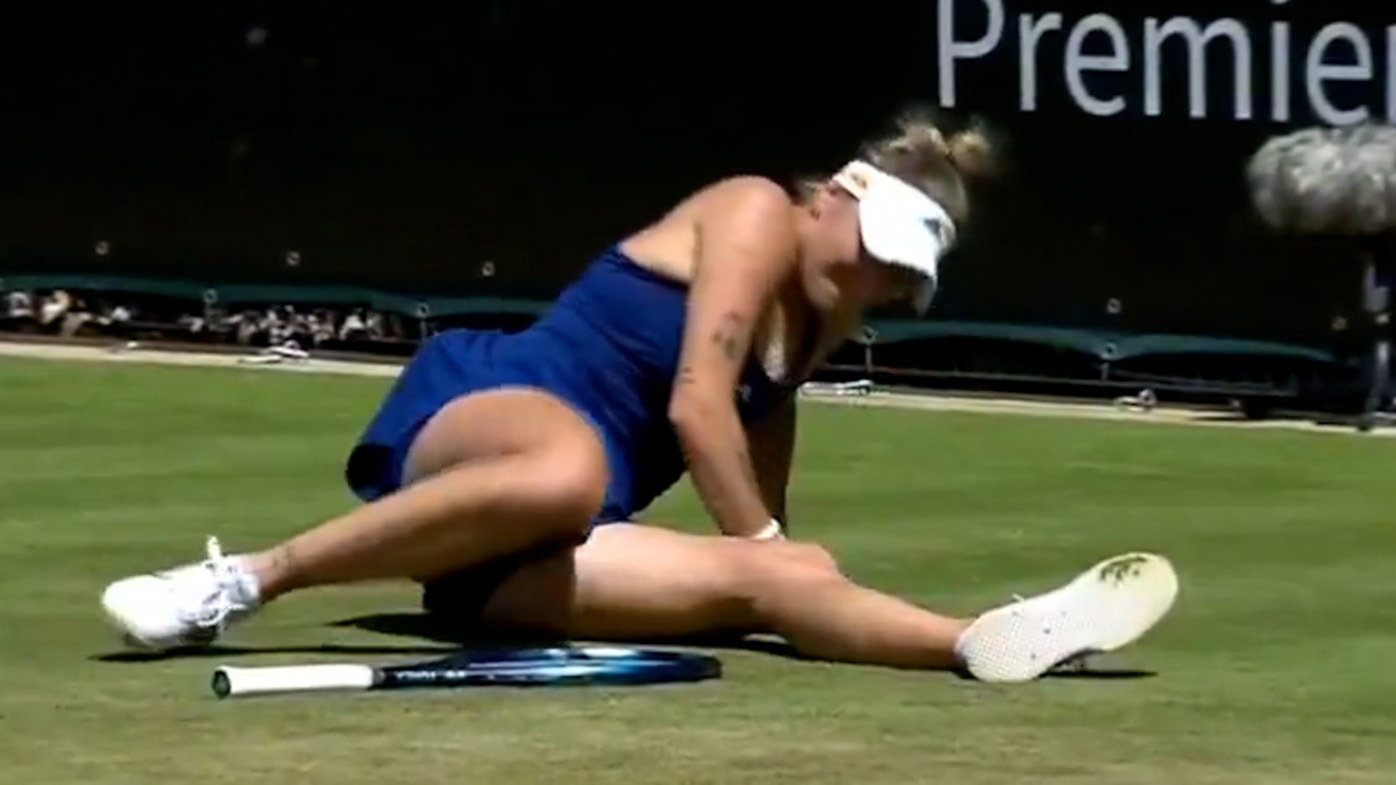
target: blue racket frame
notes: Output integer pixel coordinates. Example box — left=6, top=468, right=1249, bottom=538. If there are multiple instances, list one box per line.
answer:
left=376, top=645, right=723, bottom=689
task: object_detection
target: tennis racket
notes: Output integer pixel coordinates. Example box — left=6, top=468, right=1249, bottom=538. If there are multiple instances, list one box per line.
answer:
left=211, top=645, right=722, bottom=698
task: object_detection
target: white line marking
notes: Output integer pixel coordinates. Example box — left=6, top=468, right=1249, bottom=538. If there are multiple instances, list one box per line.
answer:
left=1, top=340, right=1387, bottom=436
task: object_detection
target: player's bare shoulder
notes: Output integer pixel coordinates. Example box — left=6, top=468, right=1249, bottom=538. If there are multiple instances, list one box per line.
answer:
left=688, top=176, right=800, bottom=262
left=697, top=176, right=797, bottom=227
left=625, top=176, right=799, bottom=280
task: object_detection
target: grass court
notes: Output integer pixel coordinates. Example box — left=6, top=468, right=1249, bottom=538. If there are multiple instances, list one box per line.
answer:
left=2, top=357, right=1394, bottom=784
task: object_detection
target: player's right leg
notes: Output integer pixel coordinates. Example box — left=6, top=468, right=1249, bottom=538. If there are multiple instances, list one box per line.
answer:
left=100, top=387, right=610, bottom=651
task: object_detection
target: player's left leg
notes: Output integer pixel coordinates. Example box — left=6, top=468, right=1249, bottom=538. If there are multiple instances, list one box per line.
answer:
left=423, top=523, right=1178, bottom=681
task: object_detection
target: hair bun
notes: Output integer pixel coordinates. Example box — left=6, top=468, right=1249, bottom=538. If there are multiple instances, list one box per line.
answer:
left=945, top=129, right=994, bottom=179
left=887, top=122, right=948, bottom=157
left=855, top=107, right=1000, bottom=224
left=874, top=112, right=997, bottom=181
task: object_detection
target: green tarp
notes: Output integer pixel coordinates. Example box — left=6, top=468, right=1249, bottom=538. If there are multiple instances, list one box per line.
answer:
left=0, top=273, right=1337, bottom=364
left=861, top=319, right=1336, bottom=364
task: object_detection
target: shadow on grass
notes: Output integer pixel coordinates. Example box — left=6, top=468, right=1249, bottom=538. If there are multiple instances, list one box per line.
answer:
left=944, top=665, right=1156, bottom=681
left=91, top=642, right=459, bottom=663
left=333, top=612, right=1159, bottom=680
left=1041, top=667, right=1157, bottom=680
left=91, top=612, right=1158, bottom=679
left=330, top=611, right=812, bottom=662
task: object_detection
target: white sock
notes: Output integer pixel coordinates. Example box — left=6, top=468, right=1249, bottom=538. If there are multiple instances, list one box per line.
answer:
left=228, top=556, right=263, bottom=607
left=952, top=624, right=974, bottom=663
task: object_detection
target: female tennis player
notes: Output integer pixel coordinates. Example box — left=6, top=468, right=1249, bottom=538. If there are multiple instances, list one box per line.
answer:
left=100, top=113, right=1178, bottom=682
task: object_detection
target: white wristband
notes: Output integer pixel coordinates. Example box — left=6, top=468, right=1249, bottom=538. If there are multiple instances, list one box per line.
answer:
left=750, top=519, right=785, bottom=541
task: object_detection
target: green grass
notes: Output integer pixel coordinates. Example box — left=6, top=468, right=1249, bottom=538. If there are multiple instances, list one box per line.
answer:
left=2, top=357, right=1395, bottom=784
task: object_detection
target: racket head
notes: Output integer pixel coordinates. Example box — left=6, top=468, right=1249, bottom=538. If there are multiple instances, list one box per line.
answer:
left=379, top=645, right=723, bottom=689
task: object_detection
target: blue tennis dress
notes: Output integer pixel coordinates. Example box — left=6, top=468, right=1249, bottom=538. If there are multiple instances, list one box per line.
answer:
left=346, top=244, right=798, bottom=526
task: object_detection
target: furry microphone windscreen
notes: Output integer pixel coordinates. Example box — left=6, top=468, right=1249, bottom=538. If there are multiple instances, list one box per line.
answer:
left=1247, top=124, right=1396, bottom=236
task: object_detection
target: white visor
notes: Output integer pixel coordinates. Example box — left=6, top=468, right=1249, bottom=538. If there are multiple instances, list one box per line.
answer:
left=831, top=160, right=957, bottom=314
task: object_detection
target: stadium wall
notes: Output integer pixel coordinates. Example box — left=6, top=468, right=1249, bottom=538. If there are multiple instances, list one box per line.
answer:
left=0, top=0, right=1383, bottom=354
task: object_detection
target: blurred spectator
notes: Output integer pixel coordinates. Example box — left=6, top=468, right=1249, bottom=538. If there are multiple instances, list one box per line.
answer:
left=4, top=291, right=34, bottom=319
left=0, top=288, right=415, bottom=355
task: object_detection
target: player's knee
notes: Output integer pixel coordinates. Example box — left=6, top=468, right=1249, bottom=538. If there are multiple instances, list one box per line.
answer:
left=722, top=541, right=842, bottom=624
left=743, top=540, right=841, bottom=576
left=524, top=442, right=608, bottom=538
left=783, top=542, right=840, bottom=575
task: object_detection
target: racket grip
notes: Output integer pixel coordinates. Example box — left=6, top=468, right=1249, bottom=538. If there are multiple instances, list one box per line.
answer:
left=212, top=663, right=377, bottom=698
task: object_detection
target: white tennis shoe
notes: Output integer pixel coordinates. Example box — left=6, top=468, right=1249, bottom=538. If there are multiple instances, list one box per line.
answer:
left=954, top=552, right=1179, bottom=683
left=101, top=536, right=261, bottom=651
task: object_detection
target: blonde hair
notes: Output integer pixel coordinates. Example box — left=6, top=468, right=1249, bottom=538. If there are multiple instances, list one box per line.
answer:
left=860, top=110, right=995, bottom=224
left=800, top=109, right=998, bottom=224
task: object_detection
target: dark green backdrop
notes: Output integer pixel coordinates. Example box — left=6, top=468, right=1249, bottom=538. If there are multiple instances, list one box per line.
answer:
left=0, top=0, right=1388, bottom=346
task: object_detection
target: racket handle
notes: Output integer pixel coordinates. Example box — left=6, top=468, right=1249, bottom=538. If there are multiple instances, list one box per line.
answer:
left=212, top=663, right=377, bottom=698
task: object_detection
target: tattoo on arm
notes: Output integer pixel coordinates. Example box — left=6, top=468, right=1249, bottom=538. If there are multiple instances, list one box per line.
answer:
left=710, top=311, right=746, bottom=363
left=269, top=544, right=298, bottom=581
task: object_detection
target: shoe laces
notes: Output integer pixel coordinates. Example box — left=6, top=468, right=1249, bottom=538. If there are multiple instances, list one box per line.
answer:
left=172, top=536, right=249, bottom=629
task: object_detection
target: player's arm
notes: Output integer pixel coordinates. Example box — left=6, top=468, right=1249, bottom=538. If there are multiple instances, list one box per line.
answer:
left=668, top=178, right=797, bottom=539
left=744, top=394, right=797, bottom=533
